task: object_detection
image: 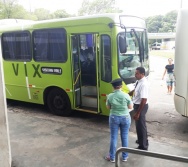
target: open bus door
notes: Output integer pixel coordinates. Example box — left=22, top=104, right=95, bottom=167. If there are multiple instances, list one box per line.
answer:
left=98, top=34, right=112, bottom=116
left=70, top=34, right=100, bottom=114
left=71, top=35, right=81, bottom=108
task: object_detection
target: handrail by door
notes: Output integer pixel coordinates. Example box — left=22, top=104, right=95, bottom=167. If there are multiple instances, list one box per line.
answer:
left=115, top=147, right=188, bottom=167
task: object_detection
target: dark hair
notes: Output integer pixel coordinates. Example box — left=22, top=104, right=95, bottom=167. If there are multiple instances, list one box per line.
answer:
left=168, top=58, right=173, bottom=61
left=112, top=85, right=122, bottom=89
left=136, top=67, right=145, bottom=75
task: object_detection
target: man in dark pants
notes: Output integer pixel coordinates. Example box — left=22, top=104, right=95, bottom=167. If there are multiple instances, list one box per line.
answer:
left=129, top=67, right=149, bottom=150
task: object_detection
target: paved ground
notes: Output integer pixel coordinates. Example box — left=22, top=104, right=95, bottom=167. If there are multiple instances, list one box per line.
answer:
left=8, top=106, right=188, bottom=167
left=3, top=55, right=188, bottom=167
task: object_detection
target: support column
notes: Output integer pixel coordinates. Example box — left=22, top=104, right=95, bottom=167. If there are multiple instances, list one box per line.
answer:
left=0, top=39, right=11, bottom=166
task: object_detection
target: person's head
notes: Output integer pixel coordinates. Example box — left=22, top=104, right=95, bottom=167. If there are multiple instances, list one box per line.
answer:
left=168, top=58, right=173, bottom=65
left=111, top=78, right=122, bottom=89
left=135, top=67, right=145, bottom=80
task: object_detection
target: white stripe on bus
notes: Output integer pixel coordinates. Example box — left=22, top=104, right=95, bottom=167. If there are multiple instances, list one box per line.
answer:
left=24, top=62, right=31, bottom=99
left=26, top=76, right=31, bottom=99
left=5, top=87, right=12, bottom=96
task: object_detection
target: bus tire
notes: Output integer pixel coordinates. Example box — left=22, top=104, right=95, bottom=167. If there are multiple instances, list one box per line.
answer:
left=47, top=88, right=72, bottom=116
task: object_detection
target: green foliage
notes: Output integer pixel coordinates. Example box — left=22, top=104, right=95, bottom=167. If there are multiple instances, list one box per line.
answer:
left=34, top=8, right=51, bottom=20
left=9, top=4, right=28, bottom=19
left=52, top=10, right=71, bottom=19
left=146, top=10, right=178, bottom=33
left=0, top=0, right=17, bottom=18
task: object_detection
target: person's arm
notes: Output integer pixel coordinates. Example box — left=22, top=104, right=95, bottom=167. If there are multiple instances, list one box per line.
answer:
left=128, top=90, right=134, bottom=96
left=106, top=95, right=111, bottom=109
left=133, top=98, right=147, bottom=120
left=128, top=103, right=133, bottom=109
left=129, top=81, right=138, bottom=96
left=162, top=68, right=167, bottom=80
left=127, top=94, right=133, bottom=109
left=106, top=105, right=111, bottom=109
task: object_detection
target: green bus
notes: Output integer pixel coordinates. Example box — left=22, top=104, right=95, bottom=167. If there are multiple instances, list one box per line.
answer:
left=0, top=14, right=149, bottom=116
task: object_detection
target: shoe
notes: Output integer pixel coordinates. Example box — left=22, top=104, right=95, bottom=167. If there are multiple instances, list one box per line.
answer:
left=122, top=157, right=128, bottom=162
left=104, top=155, right=115, bottom=163
left=135, top=140, right=139, bottom=144
left=135, top=146, right=148, bottom=151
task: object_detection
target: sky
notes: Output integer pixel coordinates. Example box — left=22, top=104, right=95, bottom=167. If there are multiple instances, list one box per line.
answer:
left=17, top=0, right=188, bottom=17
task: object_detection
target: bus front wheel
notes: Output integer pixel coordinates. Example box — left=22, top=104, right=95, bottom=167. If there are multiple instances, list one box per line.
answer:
left=47, top=88, right=72, bottom=116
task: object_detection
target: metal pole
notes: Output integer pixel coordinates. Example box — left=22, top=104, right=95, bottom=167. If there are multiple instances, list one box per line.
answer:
left=0, top=37, right=12, bottom=166
left=115, top=147, right=188, bottom=167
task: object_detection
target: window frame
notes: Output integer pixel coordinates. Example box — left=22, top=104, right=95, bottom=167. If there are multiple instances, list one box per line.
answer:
left=100, top=34, right=112, bottom=82
left=32, top=28, right=67, bottom=63
left=2, top=30, right=32, bottom=61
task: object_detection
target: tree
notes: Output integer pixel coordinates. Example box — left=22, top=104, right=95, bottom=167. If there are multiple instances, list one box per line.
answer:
left=161, top=10, right=177, bottom=32
left=52, top=9, right=71, bottom=19
left=0, top=0, right=37, bottom=20
left=146, top=10, right=178, bottom=33
left=78, top=0, right=122, bottom=16
left=34, top=8, right=51, bottom=20
left=8, top=4, right=29, bottom=19
left=146, top=15, right=163, bottom=33
left=0, top=0, right=17, bottom=18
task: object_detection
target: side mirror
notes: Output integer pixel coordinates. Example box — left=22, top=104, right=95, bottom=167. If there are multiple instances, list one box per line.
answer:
left=119, top=36, right=127, bottom=54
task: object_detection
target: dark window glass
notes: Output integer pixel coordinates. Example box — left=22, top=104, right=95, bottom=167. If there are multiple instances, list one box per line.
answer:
left=33, top=29, right=67, bottom=62
left=2, top=31, right=31, bottom=61
left=101, top=35, right=112, bottom=82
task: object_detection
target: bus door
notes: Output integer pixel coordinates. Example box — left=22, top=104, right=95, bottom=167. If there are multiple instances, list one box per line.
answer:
left=98, top=34, right=112, bottom=115
left=70, top=34, right=100, bottom=113
left=71, top=35, right=81, bottom=108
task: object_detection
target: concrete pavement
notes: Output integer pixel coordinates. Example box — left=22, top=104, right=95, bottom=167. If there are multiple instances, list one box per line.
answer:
left=8, top=108, right=188, bottom=167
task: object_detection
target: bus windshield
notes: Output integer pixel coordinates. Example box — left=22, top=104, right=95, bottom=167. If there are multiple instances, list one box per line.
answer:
left=118, top=29, right=148, bottom=80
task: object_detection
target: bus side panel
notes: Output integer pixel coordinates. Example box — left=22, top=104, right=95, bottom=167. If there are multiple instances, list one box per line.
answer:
left=4, top=60, right=74, bottom=107
left=174, top=9, right=188, bottom=116
left=175, top=9, right=188, bottom=99
left=4, top=61, right=32, bottom=102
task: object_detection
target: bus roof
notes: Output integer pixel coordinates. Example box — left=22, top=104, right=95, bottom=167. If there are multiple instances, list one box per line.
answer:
left=0, top=19, right=34, bottom=25
left=35, top=13, right=144, bottom=23
left=0, top=13, right=146, bottom=32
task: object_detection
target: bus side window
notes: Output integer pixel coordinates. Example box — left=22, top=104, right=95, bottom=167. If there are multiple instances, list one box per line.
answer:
left=100, top=35, right=112, bottom=82
left=2, top=31, right=31, bottom=61
left=33, top=28, right=67, bottom=62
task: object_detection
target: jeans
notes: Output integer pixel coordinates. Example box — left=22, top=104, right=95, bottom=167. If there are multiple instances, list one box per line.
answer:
left=109, top=114, right=131, bottom=160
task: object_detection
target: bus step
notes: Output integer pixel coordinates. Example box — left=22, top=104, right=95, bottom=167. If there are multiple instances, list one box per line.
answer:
left=82, top=95, right=97, bottom=108
left=77, top=106, right=98, bottom=113
left=82, top=94, right=97, bottom=98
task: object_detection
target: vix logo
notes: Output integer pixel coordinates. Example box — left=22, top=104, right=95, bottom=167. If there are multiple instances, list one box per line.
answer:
left=12, top=63, right=42, bottom=78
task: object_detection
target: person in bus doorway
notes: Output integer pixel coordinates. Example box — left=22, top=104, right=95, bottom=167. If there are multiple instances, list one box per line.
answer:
left=162, top=58, right=175, bottom=95
left=105, top=78, right=133, bottom=163
left=129, top=67, right=149, bottom=150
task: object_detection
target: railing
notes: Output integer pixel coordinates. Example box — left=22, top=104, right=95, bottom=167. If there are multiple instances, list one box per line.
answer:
left=148, top=32, right=176, bottom=39
left=115, top=147, right=188, bottom=167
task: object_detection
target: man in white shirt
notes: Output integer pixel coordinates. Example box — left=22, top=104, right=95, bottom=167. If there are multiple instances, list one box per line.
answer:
left=129, top=67, right=149, bottom=150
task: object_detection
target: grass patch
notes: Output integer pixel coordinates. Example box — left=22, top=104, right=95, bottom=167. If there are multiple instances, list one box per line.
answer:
left=149, top=50, right=174, bottom=59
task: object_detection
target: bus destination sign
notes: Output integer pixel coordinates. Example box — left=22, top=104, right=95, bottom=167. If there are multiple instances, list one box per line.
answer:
left=41, top=67, right=62, bottom=75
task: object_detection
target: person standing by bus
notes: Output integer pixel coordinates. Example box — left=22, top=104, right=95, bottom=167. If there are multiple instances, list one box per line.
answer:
left=130, top=67, right=149, bottom=150
left=162, top=58, right=174, bottom=95
left=105, top=78, right=132, bottom=163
